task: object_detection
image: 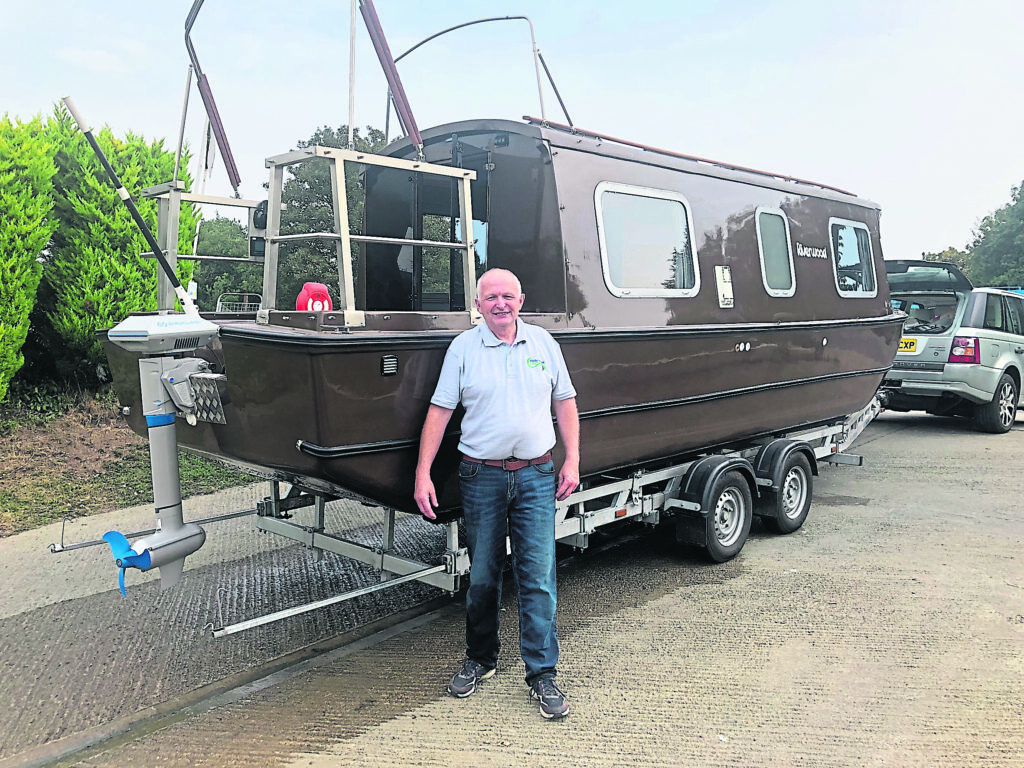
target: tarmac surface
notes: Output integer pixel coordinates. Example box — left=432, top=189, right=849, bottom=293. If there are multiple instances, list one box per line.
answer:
left=1, top=411, right=1022, bottom=767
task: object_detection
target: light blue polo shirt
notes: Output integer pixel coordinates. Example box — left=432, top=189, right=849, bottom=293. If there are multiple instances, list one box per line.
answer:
left=431, top=319, right=576, bottom=460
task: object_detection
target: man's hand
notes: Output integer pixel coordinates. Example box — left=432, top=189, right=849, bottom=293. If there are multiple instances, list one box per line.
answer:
left=556, top=462, right=579, bottom=501
left=553, top=396, right=580, bottom=501
left=414, top=473, right=438, bottom=520
left=413, top=405, right=454, bottom=521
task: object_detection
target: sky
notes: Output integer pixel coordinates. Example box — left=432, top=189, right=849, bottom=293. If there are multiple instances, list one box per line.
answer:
left=3, top=0, right=1023, bottom=260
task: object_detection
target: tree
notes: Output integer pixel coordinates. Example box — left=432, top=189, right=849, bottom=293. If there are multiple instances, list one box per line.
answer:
left=965, top=181, right=1024, bottom=287
left=276, top=124, right=386, bottom=307
left=22, top=105, right=199, bottom=385
left=922, top=246, right=970, bottom=272
left=0, top=116, right=58, bottom=402
left=193, top=215, right=262, bottom=311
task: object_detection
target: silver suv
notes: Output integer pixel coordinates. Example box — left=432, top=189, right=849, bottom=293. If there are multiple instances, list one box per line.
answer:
left=883, top=260, right=1023, bottom=433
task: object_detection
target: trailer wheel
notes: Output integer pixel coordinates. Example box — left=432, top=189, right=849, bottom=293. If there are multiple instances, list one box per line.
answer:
left=704, top=471, right=752, bottom=563
left=761, top=453, right=813, bottom=534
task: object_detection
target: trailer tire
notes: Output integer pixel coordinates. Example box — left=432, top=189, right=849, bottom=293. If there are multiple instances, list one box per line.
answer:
left=704, top=470, right=752, bottom=563
left=760, top=452, right=812, bottom=534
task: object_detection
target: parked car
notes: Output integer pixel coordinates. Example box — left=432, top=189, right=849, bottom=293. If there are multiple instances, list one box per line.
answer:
left=883, top=260, right=1024, bottom=433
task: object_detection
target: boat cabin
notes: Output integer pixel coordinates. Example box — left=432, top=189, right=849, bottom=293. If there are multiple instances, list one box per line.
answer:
left=252, top=118, right=889, bottom=336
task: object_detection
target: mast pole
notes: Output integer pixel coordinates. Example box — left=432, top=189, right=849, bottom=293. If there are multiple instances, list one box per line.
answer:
left=348, top=0, right=357, bottom=149
left=184, top=0, right=241, bottom=195
left=173, top=65, right=194, bottom=183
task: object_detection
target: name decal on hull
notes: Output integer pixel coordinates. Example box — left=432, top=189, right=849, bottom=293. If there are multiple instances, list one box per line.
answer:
left=795, top=243, right=828, bottom=260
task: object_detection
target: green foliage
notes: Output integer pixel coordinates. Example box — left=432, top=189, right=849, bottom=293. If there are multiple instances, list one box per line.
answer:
left=276, top=124, right=386, bottom=307
left=922, top=246, right=970, bottom=271
left=193, top=215, right=262, bottom=310
left=921, top=183, right=1024, bottom=288
left=1, top=379, right=82, bottom=427
left=22, top=105, right=199, bottom=386
left=965, top=182, right=1024, bottom=287
left=0, top=116, right=58, bottom=402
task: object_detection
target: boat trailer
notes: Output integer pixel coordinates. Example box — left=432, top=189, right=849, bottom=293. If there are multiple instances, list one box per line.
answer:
left=49, top=311, right=879, bottom=638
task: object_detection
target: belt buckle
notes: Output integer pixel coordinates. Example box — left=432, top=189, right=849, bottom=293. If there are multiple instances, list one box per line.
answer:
left=501, top=457, right=518, bottom=471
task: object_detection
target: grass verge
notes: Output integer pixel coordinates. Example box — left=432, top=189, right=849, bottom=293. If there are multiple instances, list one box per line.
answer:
left=0, top=443, right=255, bottom=537
left=0, top=388, right=254, bottom=537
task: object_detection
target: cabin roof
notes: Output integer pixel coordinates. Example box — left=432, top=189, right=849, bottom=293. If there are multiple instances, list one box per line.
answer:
left=384, top=118, right=880, bottom=210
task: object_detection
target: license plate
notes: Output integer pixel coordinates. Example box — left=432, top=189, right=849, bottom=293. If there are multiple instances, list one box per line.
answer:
left=898, top=338, right=916, bottom=353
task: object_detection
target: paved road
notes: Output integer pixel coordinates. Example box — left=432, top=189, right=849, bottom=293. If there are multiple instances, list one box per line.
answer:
left=2, top=412, right=1022, bottom=767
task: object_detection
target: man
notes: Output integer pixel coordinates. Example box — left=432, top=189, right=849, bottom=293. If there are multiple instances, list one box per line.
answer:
left=414, top=268, right=580, bottom=720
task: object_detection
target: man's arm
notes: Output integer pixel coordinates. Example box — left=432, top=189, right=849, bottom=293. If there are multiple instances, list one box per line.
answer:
left=414, top=404, right=455, bottom=519
left=552, top=396, right=580, bottom=501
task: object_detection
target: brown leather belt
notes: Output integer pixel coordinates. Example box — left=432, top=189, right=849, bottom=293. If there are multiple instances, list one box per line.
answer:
left=462, top=452, right=552, bottom=471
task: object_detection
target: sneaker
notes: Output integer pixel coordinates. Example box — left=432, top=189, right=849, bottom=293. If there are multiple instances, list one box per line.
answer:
left=448, top=658, right=495, bottom=698
left=529, top=675, right=570, bottom=719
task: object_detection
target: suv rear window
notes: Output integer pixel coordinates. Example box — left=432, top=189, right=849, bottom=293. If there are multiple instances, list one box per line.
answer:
left=891, top=293, right=959, bottom=334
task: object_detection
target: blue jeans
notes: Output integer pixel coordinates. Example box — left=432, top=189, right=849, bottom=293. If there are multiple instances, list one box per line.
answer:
left=459, top=458, right=559, bottom=683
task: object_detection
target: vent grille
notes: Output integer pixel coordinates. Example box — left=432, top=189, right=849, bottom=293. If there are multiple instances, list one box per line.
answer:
left=380, top=355, right=399, bottom=376
left=174, top=336, right=201, bottom=350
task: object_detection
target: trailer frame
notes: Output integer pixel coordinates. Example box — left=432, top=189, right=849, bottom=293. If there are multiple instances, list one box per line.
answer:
left=207, top=397, right=880, bottom=637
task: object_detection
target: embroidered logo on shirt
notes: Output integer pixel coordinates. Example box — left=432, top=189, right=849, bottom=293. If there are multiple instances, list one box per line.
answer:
left=527, top=358, right=547, bottom=371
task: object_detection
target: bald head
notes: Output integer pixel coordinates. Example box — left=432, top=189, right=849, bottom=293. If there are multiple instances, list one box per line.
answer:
left=475, top=268, right=525, bottom=342
left=477, top=268, right=522, bottom=296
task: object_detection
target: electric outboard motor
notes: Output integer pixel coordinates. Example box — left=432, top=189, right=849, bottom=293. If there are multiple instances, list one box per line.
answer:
left=103, top=314, right=219, bottom=594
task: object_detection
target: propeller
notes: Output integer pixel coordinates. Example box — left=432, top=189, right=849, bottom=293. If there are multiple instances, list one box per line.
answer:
left=102, top=531, right=153, bottom=596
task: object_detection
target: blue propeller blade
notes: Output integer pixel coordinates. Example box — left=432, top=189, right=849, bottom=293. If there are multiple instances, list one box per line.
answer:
left=102, top=531, right=133, bottom=559
left=102, top=531, right=152, bottom=596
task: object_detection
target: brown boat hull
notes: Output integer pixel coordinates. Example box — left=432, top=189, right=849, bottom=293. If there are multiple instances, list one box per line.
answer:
left=104, top=314, right=901, bottom=514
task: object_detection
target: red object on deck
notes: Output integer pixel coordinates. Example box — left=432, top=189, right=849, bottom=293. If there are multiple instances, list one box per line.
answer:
left=296, top=283, right=333, bottom=312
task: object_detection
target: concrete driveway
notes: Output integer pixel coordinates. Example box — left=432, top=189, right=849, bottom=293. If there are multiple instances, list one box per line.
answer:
left=2, top=412, right=1022, bottom=767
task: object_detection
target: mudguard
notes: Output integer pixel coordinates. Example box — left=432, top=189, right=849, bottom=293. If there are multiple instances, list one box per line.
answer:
left=677, top=455, right=757, bottom=513
left=753, top=439, right=817, bottom=492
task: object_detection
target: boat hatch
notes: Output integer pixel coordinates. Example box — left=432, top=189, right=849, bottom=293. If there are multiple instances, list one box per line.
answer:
left=140, top=147, right=484, bottom=329
left=259, top=146, right=481, bottom=327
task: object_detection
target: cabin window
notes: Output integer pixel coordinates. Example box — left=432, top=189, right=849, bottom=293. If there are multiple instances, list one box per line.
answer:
left=595, top=182, right=699, bottom=298
left=828, top=218, right=877, bottom=297
left=756, top=207, right=795, bottom=297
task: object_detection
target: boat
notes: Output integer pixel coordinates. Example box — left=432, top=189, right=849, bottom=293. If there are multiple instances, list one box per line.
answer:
left=103, top=109, right=903, bottom=516
left=70, top=0, right=906, bottom=614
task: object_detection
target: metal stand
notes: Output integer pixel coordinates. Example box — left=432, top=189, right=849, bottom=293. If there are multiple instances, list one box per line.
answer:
left=205, top=482, right=470, bottom=637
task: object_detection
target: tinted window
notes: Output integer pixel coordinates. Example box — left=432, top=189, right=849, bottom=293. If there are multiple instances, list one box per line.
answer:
left=1004, top=295, right=1024, bottom=335
left=596, top=182, right=699, bottom=297
left=890, top=293, right=959, bottom=334
left=756, top=208, right=794, bottom=296
left=829, top=218, right=877, bottom=296
left=983, top=295, right=1006, bottom=331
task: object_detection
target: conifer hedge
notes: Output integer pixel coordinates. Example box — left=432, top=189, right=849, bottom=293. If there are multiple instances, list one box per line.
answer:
left=0, top=116, right=58, bottom=402
left=1, top=105, right=200, bottom=398
left=31, top=106, right=198, bottom=383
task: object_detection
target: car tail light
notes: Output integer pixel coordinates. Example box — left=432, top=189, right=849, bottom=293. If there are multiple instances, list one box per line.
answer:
left=948, top=336, right=980, bottom=363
